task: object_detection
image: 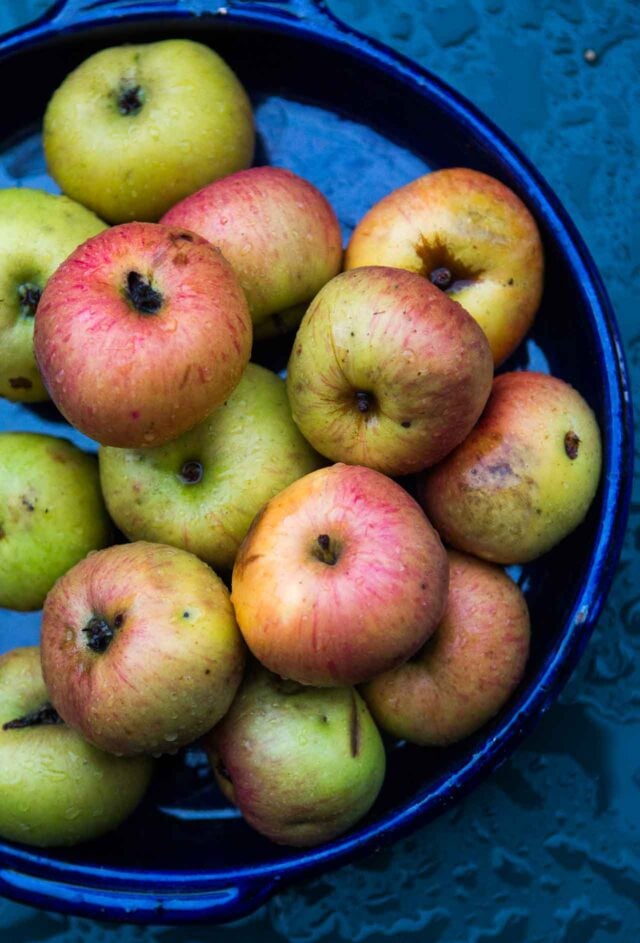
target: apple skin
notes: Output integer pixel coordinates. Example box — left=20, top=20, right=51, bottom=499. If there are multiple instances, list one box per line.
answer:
left=361, top=552, right=530, bottom=746
left=44, top=39, right=254, bottom=223
left=418, top=372, right=602, bottom=564
left=99, top=363, right=322, bottom=571
left=0, top=433, right=112, bottom=612
left=34, top=222, right=252, bottom=448
left=162, top=166, right=343, bottom=336
left=286, top=266, right=493, bottom=476
left=0, top=647, right=153, bottom=847
left=203, top=664, right=385, bottom=847
left=0, top=188, right=106, bottom=403
left=231, top=463, right=449, bottom=687
left=40, top=542, right=246, bottom=756
left=345, top=167, right=544, bottom=365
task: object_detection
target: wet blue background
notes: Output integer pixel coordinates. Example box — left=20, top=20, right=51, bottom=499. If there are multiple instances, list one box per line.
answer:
left=1, top=0, right=639, bottom=940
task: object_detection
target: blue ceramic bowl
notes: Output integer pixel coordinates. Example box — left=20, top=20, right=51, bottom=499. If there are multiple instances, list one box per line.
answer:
left=0, top=0, right=633, bottom=925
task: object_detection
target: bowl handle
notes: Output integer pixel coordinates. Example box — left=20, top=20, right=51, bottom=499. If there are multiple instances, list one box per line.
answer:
left=0, top=864, right=278, bottom=923
left=44, top=0, right=347, bottom=31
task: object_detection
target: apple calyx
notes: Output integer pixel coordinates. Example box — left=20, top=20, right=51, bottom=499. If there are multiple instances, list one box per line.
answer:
left=3, top=702, right=63, bottom=730
left=117, top=82, right=144, bottom=117
left=17, top=282, right=42, bottom=318
left=564, top=431, right=581, bottom=460
left=355, top=390, right=374, bottom=414
left=179, top=459, right=204, bottom=484
left=125, top=271, right=163, bottom=315
left=313, top=533, right=340, bottom=566
left=428, top=266, right=453, bottom=290
left=82, top=614, right=123, bottom=654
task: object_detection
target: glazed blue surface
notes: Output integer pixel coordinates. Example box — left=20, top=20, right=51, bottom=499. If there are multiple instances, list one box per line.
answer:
left=0, top=0, right=637, bottom=936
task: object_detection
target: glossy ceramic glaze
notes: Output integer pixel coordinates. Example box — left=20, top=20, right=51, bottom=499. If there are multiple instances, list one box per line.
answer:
left=0, top=0, right=633, bottom=925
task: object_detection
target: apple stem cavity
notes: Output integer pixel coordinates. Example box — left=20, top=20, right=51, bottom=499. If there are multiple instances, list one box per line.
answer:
left=125, top=271, right=164, bottom=315
left=179, top=460, right=204, bottom=484
left=117, top=82, right=144, bottom=117
left=314, top=533, right=339, bottom=566
left=83, top=616, right=116, bottom=654
left=17, top=282, right=42, bottom=318
left=3, top=702, right=63, bottom=730
left=428, top=266, right=454, bottom=290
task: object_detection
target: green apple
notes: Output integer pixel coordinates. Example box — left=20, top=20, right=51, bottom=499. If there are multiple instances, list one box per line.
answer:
left=0, top=433, right=112, bottom=611
left=203, top=664, right=386, bottom=847
left=99, top=363, right=322, bottom=571
left=0, top=188, right=106, bottom=403
left=43, top=39, right=255, bottom=223
left=0, top=647, right=153, bottom=847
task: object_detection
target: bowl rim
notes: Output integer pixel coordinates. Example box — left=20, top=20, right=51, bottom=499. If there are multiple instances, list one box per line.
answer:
left=0, top=0, right=634, bottom=922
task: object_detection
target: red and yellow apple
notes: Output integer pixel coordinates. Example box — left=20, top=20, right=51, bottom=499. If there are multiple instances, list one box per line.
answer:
left=419, top=371, right=602, bottom=563
left=34, top=222, right=251, bottom=448
left=286, top=266, right=493, bottom=475
left=231, top=463, right=449, bottom=687
left=345, top=167, right=544, bottom=365
left=162, top=166, right=343, bottom=339
left=362, top=551, right=530, bottom=746
left=204, top=664, right=386, bottom=847
left=40, top=542, right=246, bottom=756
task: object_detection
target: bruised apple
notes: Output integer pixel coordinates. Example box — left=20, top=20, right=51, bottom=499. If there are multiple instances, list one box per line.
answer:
left=419, top=372, right=602, bottom=564
left=232, top=463, right=449, bottom=687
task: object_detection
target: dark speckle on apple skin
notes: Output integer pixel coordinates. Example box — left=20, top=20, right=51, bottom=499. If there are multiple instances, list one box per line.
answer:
left=8, top=377, right=32, bottom=389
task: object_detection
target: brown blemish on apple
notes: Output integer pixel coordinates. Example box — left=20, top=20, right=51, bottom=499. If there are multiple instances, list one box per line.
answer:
left=9, top=377, right=33, bottom=390
left=173, top=252, right=190, bottom=267
left=21, top=496, right=35, bottom=512
left=349, top=691, right=361, bottom=758
left=401, top=420, right=412, bottom=429
left=3, top=702, right=63, bottom=730
left=565, top=431, right=581, bottom=460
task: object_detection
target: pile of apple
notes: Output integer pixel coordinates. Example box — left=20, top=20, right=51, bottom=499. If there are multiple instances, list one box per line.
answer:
left=0, top=39, right=602, bottom=850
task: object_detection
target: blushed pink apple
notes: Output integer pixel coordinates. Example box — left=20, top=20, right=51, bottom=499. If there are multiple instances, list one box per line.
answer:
left=34, top=223, right=251, bottom=448
left=345, top=167, right=544, bottom=365
left=162, top=166, right=343, bottom=338
left=361, top=551, right=530, bottom=746
left=231, top=464, right=449, bottom=687
left=40, top=541, right=246, bottom=756
left=204, top=664, right=386, bottom=847
left=286, top=267, right=493, bottom=476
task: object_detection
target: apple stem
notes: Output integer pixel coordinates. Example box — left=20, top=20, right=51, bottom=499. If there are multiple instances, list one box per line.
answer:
left=125, top=271, right=164, bottom=315
left=17, top=282, right=41, bottom=318
left=3, top=703, right=62, bottom=730
left=315, top=533, right=339, bottom=566
left=355, top=391, right=373, bottom=414
left=428, top=266, right=453, bottom=290
left=83, top=616, right=115, bottom=654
